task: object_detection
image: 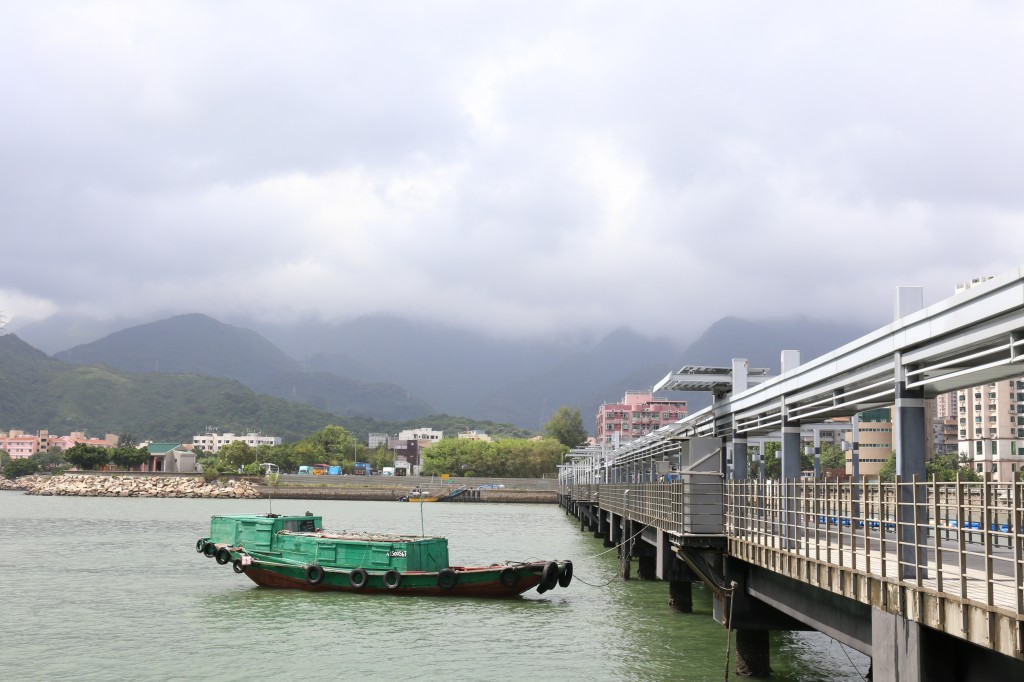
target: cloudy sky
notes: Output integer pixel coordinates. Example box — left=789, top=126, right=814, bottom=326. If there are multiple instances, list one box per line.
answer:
left=2, top=1, right=1023, bottom=342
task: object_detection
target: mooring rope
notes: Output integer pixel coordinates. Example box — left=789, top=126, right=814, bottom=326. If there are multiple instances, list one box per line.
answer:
left=723, top=580, right=738, bottom=681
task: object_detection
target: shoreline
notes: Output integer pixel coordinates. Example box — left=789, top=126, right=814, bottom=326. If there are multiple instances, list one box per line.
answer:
left=0, top=474, right=557, bottom=503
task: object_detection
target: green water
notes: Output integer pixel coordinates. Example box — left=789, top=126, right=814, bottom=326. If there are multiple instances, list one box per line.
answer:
left=0, top=492, right=869, bottom=681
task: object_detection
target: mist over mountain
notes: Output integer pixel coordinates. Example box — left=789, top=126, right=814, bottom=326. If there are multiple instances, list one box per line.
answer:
left=0, top=333, right=354, bottom=441
left=54, top=314, right=433, bottom=421
left=14, top=310, right=875, bottom=434
left=669, top=316, right=873, bottom=413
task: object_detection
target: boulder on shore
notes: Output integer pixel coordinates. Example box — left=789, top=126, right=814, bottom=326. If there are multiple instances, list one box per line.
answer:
left=2, top=474, right=261, bottom=499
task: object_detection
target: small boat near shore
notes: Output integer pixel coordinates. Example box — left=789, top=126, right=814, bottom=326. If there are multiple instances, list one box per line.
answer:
left=196, top=512, right=572, bottom=597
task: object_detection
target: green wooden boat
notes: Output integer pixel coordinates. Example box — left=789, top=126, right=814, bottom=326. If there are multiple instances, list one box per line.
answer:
left=196, top=513, right=573, bottom=597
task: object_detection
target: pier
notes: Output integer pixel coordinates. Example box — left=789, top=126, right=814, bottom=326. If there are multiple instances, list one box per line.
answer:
left=560, top=267, right=1024, bottom=680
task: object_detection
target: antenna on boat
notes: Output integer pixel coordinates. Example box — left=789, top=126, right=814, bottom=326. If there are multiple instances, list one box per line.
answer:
left=420, top=498, right=425, bottom=537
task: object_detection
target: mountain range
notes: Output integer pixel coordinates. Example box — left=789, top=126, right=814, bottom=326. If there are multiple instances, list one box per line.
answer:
left=8, top=312, right=871, bottom=439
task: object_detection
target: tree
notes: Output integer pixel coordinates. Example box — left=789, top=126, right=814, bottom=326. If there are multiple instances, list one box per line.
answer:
left=110, top=446, right=149, bottom=470
left=926, top=452, right=980, bottom=482
left=544, top=406, right=587, bottom=448
left=30, top=449, right=67, bottom=471
left=0, top=449, right=11, bottom=470
left=64, top=444, right=111, bottom=471
left=820, top=443, right=846, bottom=470
left=218, top=441, right=257, bottom=470
left=117, top=433, right=138, bottom=448
left=369, top=443, right=394, bottom=472
left=3, top=458, right=39, bottom=480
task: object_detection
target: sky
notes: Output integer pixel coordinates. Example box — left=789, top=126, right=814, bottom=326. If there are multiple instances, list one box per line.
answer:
left=2, top=1, right=1023, bottom=343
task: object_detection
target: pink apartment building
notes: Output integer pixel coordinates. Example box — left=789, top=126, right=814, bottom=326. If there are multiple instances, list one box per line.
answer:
left=595, top=390, right=688, bottom=446
left=1, top=429, right=118, bottom=459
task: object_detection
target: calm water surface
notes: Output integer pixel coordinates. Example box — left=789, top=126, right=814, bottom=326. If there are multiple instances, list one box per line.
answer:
left=0, top=492, right=868, bottom=681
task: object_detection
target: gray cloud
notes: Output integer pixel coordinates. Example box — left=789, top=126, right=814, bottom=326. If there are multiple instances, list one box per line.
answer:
left=2, top=1, right=1023, bottom=342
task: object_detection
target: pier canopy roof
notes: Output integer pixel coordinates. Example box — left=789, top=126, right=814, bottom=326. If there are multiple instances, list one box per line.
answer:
left=653, top=365, right=772, bottom=396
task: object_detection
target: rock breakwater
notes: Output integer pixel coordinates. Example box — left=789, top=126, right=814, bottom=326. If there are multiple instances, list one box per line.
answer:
left=2, top=474, right=261, bottom=498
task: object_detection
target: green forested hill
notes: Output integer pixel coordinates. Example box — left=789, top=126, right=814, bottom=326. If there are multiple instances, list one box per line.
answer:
left=53, top=313, right=435, bottom=421
left=0, top=334, right=532, bottom=443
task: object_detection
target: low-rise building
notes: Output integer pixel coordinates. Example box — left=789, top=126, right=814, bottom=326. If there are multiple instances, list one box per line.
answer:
left=457, top=429, right=492, bottom=442
left=192, top=431, right=281, bottom=454
left=144, top=443, right=197, bottom=473
left=595, top=390, right=688, bottom=446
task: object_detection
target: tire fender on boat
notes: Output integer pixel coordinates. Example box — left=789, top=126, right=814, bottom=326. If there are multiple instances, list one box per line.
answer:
left=195, top=539, right=207, bottom=553
left=215, top=548, right=232, bottom=565
left=436, top=568, right=457, bottom=590
left=349, top=567, right=368, bottom=589
left=383, top=569, right=402, bottom=589
left=499, top=567, right=518, bottom=589
left=203, top=543, right=216, bottom=558
left=232, top=559, right=246, bottom=574
left=540, top=561, right=559, bottom=591
left=557, top=560, right=573, bottom=588
left=305, top=564, right=325, bottom=585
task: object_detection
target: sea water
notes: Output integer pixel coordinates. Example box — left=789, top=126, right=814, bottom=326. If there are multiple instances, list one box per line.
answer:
left=0, top=492, right=869, bottom=681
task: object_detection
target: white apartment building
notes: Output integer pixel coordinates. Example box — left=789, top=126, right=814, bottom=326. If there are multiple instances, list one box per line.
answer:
left=192, top=431, right=281, bottom=454
left=952, top=276, right=1024, bottom=481
left=457, top=430, right=492, bottom=442
left=397, top=427, right=443, bottom=446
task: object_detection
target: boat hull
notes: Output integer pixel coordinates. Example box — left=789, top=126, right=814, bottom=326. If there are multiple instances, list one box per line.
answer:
left=240, top=562, right=546, bottom=597
left=196, top=513, right=572, bottom=598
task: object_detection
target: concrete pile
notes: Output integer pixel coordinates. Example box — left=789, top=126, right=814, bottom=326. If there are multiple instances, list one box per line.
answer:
left=11, top=475, right=262, bottom=498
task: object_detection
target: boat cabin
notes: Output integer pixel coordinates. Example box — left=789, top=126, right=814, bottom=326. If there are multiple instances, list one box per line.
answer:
left=208, top=514, right=450, bottom=573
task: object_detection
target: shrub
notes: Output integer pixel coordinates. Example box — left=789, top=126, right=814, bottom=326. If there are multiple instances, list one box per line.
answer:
left=202, top=463, right=221, bottom=483
left=3, top=458, right=40, bottom=480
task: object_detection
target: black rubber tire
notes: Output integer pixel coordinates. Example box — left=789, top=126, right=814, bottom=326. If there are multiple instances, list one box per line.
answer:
left=215, top=548, right=232, bottom=565
left=383, top=569, right=402, bottom=589
left=541, top=561, right=559, bottom=591
left=436, top=568, right=457, bottom=590
left=305, top=564, right=325, bottom=585
left=203, top=543, right=216, bottom=558
left=349, top=568, right=368, bottom=589
left=195, top=539, right=206, bottom=553
left=536, top=582, right=549, bottom=594
left=557, top=560, right=573, bottom=588
left=232, top=559, right=246, bottom=574
left=499, top=567, right=518, bottom=589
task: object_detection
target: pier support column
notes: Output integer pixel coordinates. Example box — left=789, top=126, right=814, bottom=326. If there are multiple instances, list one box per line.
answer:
left=637, top=554, right=656, bottom=581
left=620, top=519, right=633, bottom=580
left=781, top=411, right=801, bottom=549
left=668, top=580, right=692, bottom=613
left=732, top=435, right=748, bottom=481
left=895, top=369, right=928, bottom=579
left=871, top=607, right=922, bottom=681
left=734, top=630, right=772, bottom=677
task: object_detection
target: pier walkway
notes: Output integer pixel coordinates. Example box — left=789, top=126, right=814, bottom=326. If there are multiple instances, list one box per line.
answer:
left=560, top=267, right=1024, bottom=679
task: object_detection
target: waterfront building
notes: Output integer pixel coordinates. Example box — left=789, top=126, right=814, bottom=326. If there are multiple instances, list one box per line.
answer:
left=595, top=390, right=687, bottom=446
left=0, top=429, right=117, bottom=458
left=0, top=433, right=39, bottom=459
left=144, top=443, right=197, bottom=473
left=192, top=431, right=281, bottom=454
left=387, top=438, right=422, bottom=475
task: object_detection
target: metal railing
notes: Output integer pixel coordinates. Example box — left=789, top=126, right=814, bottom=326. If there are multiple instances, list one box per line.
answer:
left=724, top=478, right=1024, bottom=617
left=566, top=476, right=724, bottom=536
